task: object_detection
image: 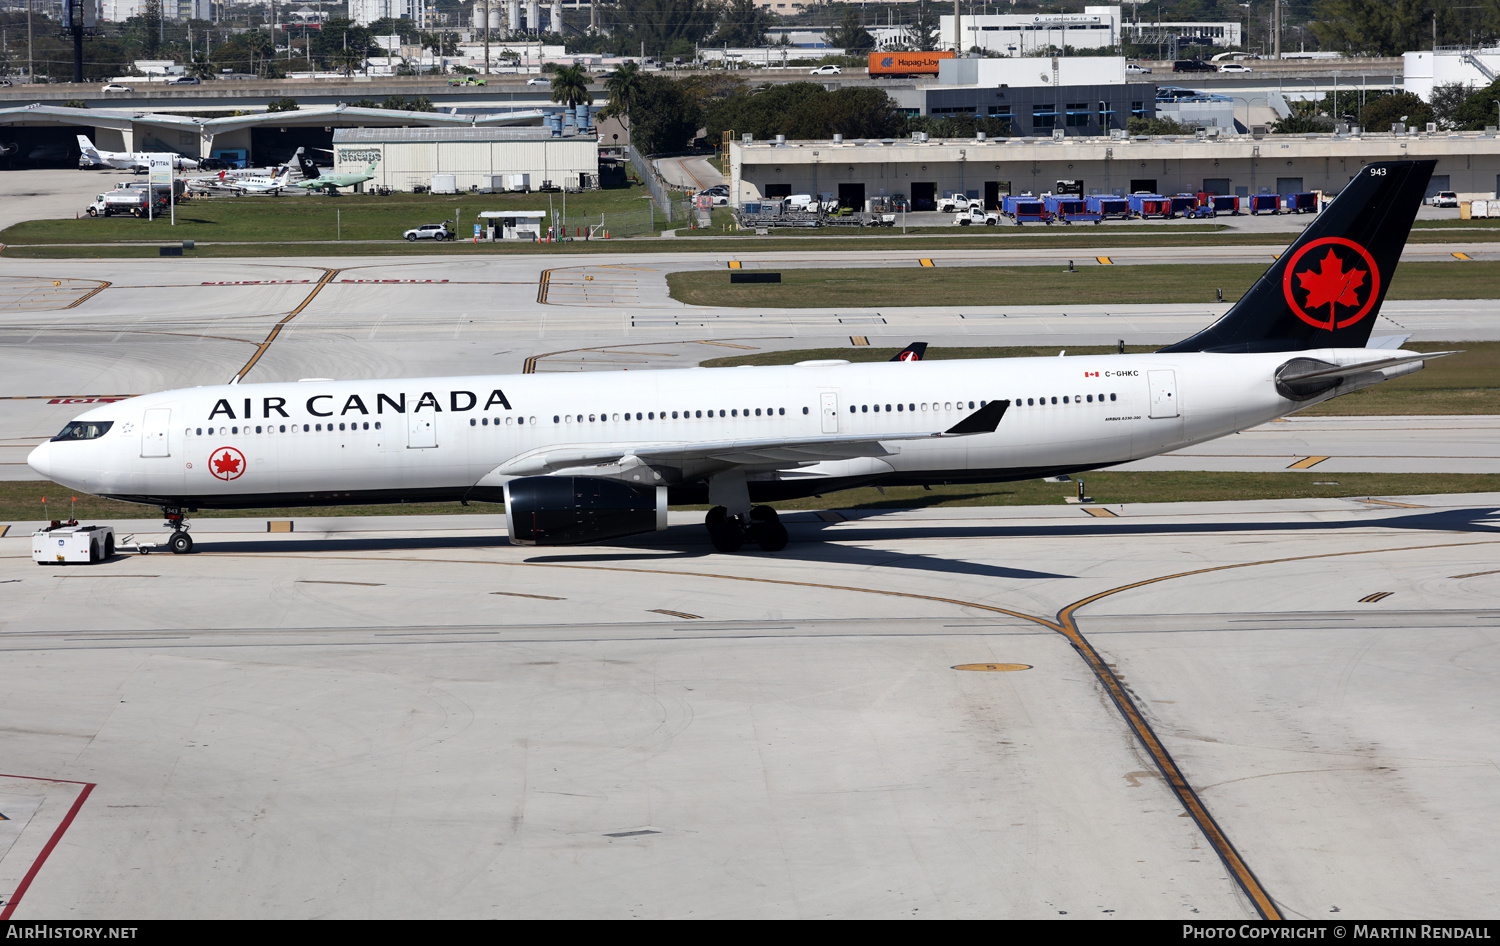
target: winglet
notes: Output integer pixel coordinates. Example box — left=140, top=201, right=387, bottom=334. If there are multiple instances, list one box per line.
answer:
left=945, top=399, right=1009, bottom=435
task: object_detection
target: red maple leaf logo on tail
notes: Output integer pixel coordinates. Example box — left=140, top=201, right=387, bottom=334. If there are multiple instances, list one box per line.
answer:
left=1297, top=248, right=1366, bottom=314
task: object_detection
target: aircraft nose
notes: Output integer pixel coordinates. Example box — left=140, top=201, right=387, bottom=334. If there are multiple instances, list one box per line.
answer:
left=27, top=441, right=53, bottom=479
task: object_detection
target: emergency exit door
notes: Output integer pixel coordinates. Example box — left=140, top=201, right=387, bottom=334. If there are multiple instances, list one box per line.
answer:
left=1148, top=370, right=1179, bottom=418
left=821, top=392, right=839, bottom=433
left=141, top=408, right=171, bottom=457
left=408, top=407, right=438, bottom=448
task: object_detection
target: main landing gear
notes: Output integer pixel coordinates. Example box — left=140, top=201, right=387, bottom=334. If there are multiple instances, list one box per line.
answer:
left=705, top=505, right=788, bottom=554
left=161, top=506, right=194, bottom=554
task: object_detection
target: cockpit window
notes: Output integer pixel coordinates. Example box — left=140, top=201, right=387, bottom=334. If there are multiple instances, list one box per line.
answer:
left=51, top=421, right=113, bottom=442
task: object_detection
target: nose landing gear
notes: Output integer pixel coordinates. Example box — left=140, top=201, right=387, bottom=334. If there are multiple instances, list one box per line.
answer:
left=705, top=505, right=788, bottom=553
left=161, top=506, right=194, bottom=554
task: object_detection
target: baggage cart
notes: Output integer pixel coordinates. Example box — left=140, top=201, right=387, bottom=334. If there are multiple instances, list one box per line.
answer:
left=1128, top=194, right=1173, bottom=218
left=1248, top=193, right=1280, bottom=215
left=1044, top=195, right=1100, bottom=224
left=1085, top=195, right=1131, bottom=219
left=1208, top=194, right=1241, bottom=215
left=1002, top=195, right=1049, bottom=224
left=1283, top=192, right=1319, bottom=214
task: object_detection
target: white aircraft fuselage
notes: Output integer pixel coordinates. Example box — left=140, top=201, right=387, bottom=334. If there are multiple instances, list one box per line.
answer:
left=26, top=349, right=1421, bottom=509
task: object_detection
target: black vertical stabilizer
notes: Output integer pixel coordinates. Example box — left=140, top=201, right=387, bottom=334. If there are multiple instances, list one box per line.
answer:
left=890, top=342, right=928, bottom=362
left=297, top=149, right=320, bottom=181
left=1159, top=160, right=1434, bottom=353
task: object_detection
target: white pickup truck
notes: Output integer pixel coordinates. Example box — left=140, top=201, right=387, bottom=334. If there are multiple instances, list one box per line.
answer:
left=937, top=195, right=983, bottom=213
left=953, top=206, right=1001, bottom=226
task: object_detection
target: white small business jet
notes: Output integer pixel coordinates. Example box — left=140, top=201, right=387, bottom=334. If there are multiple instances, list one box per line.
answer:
left=76, top=135, right=199, bottom=171
left=31, top=161, right=1450, bottom=554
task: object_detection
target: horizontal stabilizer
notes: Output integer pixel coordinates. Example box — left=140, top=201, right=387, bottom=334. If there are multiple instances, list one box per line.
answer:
left=1366, top=334, right=1412, bottom=350
left=1278, top=351, right=1460, bottom=385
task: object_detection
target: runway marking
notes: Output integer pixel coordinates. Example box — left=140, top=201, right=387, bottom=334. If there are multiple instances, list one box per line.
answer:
left=953, top=663, right=1032, bottom=672
left=1359, top=591, right=1394, bottom=603
left=918, top=258, right=935, bottom=267
left=491, top=591, right=565, bottom=600
left=692, top=340, right=760, bottom=349
left=728, top=261, right=742, bottom=269
left=650, top=609, right=702, bottom=619
left=232, top=267, right=341, bottom=383
left=0, top=395, right=135, bottom=403
left=267, top=521, right=293, bottom=533
left=1082, top=507, right=1118, bottom=517
left=850, top=336, right=869, bottom=346
left=0, top=773, right=96, bottom=922
left=1452, top=252, right=1473, bottom=260
left=1096, top=256, right=1113, bottom=264
left=0, top=526, right=7, bottom=537
left=1356, top=498, right=1425, bottom=508
left=0, top=277, right=109, bottom=312
left=1451, top=568, right=1500, bottom=579
left=524, top=338, right=770, bottom=373
left=1287, top=456, right=1330, bottom=469
left=297, top=579, right=384, bottom=587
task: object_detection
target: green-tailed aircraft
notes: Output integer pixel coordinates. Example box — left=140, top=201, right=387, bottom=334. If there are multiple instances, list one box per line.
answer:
left=292, top=151, right=379, bottom=195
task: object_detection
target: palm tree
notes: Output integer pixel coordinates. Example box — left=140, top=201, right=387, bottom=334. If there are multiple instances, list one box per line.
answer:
left=603, top=61, right=642, bottom=131
left=550, top=64, right=594, bottom=108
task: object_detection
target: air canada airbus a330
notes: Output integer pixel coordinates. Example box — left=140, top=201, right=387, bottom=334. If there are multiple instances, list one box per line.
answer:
left=30, top=160, right=1451, bottom=554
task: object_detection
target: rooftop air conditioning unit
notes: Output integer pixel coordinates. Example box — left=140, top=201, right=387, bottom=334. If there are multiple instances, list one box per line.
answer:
left=775, top=134, right=786, bottom=145
left=1110, top=128, right=1126, bottom=139
left=976, top=131, right=986, bottom=141
left=1426, top=122, right=1438, bottom=133
left=832, top=133, right=843, bottom=144
left=1051, top=129, right=1065, bottom=141
left=742, top=133, right=752, bottom=143
left=1391, top=122, right=1406, bottom=134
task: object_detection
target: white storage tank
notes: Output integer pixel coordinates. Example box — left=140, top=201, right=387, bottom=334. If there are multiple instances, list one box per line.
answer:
left=430, top=173, right=458, bottom=194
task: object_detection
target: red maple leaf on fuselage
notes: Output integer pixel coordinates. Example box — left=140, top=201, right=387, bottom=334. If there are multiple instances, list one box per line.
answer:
left=1296, top=248, right=1366, bottom=313
left=213, top=451, right=241, bottom=475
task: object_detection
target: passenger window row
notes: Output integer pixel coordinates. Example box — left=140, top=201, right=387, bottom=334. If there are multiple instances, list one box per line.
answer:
left=188, top=422, right=384, bottom=436
left=851, top=400, right=975, bottom=414
left=1017, top=393, right=1117, bottom=406
left=552, top=407, right=802, bottom=424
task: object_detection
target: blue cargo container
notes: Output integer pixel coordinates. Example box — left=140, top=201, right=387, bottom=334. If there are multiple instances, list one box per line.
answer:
left=1128, top=194, right=1173, bottom=218
left=1086, top=195, right=1131, bottom=219
left=1283, top=192, right=1319, bottom=214
left=1044, top=195, right=1100, bottom=224
left=1002, top=195, right=1049, bottom=224
left=1248, top=193, right=1280, bottom=214
left=1209, top=194, right=1241, bottom=215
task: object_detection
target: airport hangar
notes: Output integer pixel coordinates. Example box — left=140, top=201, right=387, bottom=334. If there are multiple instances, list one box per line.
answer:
left=729, top=130, right=1500, bottom=211
left=0, top=102, right=552, bottom=171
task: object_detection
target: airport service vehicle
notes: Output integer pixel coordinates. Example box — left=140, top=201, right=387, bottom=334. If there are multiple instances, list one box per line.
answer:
left=76, top=135, right=199, bottom=172
left=954, top=206, right=1000, bottom=225
left=937, top=195, right=982, bottom=213
left=809, top=64, right=841, bottom=75
left=1430, top=191, right=1458, bottom=208
left=97, top=187, right=168, bottom=217
left=404, top=223, right=451, bottom=241
left=30, top=161, right=1449, bottom=555
left=32, top=522, right=114, bottom=564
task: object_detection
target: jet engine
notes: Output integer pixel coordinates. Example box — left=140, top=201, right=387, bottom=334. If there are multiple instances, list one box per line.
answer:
left=502, top=476, right=668, bottom=546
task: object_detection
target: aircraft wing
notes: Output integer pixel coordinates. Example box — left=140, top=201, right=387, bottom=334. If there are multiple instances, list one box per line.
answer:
left=494, top=400, right=1009, bottom=476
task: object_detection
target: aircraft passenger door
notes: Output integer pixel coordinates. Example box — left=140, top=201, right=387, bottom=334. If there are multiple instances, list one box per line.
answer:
left=820, top=392, right=839, bottom=433
left=408, top=404, right=438, bottom=448
left=141, top=408, right=171, bottom=457
left=1148, top=370, right=1179, bottom=419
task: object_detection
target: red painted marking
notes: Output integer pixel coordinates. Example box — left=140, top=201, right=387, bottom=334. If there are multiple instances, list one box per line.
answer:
left=0, top=775, right=96, bottom=921
left=46, top=397, right=128, bottom=405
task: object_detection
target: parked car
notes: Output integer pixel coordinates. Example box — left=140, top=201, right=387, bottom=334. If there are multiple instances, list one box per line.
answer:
left=1430, top=191, right=1459, bottom=208
left=101, top=83, right=133, bottom=92
left=1218, top=63, right=1252, bottom=73
left=1125, top=63, right=1152, bottom=74
left=695, top=190, right=729, bottom=206
left=403, top=223, right=451, bottom=241
left=809, top=64, right=841, bottom=76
